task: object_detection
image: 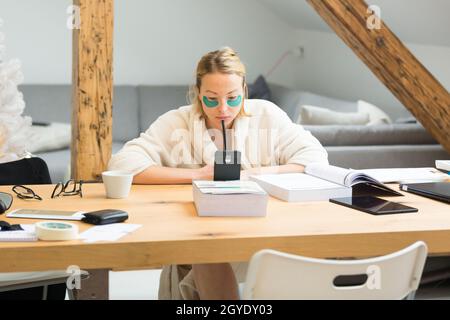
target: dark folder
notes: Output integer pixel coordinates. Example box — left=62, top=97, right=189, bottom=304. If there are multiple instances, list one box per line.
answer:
left=400, top=182, right=450, bottom=204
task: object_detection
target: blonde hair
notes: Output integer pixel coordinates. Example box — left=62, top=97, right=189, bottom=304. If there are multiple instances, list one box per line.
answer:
left=188, top=47, right=249, bottom=117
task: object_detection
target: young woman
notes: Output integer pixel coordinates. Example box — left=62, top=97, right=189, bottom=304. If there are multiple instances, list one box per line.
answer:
left=108, top=47, right=328, bottom=299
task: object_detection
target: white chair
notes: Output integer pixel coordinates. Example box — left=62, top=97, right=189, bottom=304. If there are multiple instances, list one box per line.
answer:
left=0, top=271, right=89, bottom=300
left=242, top=241, right=428, bottom=300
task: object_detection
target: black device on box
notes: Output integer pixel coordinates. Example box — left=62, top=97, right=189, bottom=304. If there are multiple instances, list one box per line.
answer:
left=213, top=120, right=241, bottom=181
left=82, top=209, right=128, bottom=225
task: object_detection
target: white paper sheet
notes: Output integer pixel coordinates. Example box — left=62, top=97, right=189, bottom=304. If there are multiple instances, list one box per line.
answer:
left=357, top=168, right=449, bottom=183
left=79, top=224, right=142, bottom=243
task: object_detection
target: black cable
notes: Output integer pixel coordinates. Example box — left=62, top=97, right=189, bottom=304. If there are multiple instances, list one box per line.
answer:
left=221, top=120, right=227, bottom=151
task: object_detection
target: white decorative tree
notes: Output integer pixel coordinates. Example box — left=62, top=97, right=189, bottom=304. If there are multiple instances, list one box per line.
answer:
left=0, top=19, right=32, bottom=164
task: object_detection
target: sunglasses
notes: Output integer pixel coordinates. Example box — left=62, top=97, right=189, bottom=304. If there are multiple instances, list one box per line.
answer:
left=0, top=192, right=13, bottom=214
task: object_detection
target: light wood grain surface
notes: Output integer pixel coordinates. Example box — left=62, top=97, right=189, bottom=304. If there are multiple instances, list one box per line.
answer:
left=72, top=0, right=114, bottom=180
left=0, top=183, right=449, bottom=272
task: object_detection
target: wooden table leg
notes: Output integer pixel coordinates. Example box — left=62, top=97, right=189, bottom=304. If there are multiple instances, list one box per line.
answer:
left=72, top=269, right=110, bottom=300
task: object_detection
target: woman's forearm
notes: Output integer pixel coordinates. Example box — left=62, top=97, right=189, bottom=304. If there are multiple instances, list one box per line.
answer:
left=133, top=164, right=303, bottom=184
left=133, top=165, right=213, bottom=185
left=241, top=164, right=305, bottom=179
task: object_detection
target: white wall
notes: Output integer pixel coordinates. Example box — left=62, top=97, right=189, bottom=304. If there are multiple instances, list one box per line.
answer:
left=0, top=0, right=72, bottom=83
left=0, top=0, right=298, bottom=87
left=0, top=0, right=448, bottom=116
left=293, top=28, right=450, bottom=118
left=114, top=0, right=296, bottom=87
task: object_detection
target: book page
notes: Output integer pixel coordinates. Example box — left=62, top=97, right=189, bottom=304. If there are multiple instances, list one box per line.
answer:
left=345, top=171, right=380, bottom=186
left=304, top=163, right=350, bottom=186
left=355, top=168, right=449, bottom=183
left=251, top=173, right=345, bottom=190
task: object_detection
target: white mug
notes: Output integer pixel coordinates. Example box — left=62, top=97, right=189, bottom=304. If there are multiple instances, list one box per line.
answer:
left=102, top=171, right=133, bottom=199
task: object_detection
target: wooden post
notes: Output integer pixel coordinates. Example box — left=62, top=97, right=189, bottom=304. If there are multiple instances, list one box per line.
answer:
left=307, top=0, right=450, bottom=153
left=72, top=0, right=113, bottom=181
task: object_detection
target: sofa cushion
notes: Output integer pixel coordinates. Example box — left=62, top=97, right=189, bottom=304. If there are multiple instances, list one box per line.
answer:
left=26, top=122, right=71, bottom=153
left=20, top=85, right=72, bottom=123
left=267, top=83, right=358, bottom=122
left=298, top=105, right=370, bottom=125
left=357, top=100, right=392, bottom=125
left=36, top=142, right=125, bottom=183
left=326, top=144, right=449, bottom=169
left=248, top=75, right=271, bottom=101
left=138, top=85, right=190, bottom=132
left=20, top=85, right=140, bottom=142
left=112, top=86, right=140, bottom=141
left=304, top=124, right=437, bottom=146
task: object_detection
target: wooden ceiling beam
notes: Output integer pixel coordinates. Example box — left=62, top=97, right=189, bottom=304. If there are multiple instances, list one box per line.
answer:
left=71, top=0, right=113, bottom=180
left=307, top=0, right=450, bottom=153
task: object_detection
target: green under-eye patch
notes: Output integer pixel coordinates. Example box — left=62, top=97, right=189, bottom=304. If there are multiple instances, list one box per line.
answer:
left=203, top=96, right=219, bottom=108
left=227, top=95, right=242, bottom=107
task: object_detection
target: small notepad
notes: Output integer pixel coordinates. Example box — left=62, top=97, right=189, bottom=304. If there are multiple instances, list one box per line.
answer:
left=0, top=225, right=37, bottom=242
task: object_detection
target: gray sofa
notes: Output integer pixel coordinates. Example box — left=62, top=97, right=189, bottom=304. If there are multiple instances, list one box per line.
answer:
left=20, top=84, right=449, bottom=183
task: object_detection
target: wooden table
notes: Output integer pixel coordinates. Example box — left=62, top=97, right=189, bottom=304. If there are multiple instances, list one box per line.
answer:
left=1, top=183, right=450, bottom=273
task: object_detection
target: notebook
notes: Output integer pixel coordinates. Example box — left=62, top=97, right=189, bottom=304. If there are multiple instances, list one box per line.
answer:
left=0, top=225, right=37, bottom=242
left=400, top=182, right=450, bottom=204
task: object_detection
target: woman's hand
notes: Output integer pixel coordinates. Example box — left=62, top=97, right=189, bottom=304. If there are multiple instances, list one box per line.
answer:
left=194, top=164, right=214, bottom=181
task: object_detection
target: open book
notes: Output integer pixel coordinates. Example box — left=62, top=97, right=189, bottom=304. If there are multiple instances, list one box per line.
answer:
left=250, top=164, right=402, bottom=202
left=304, top=164, right=403, bottom=197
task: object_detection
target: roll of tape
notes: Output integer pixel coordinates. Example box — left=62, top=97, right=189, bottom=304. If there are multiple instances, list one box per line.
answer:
left=35, top=221, right=79, bottom=241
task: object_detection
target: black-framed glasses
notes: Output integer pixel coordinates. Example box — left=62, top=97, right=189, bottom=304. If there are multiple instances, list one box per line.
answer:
left=0, top=192, right=13, bottom=213
left=12, top=185, right=43, bottom=201
left=0, top=221, right=22, bottom=231
left=51, top=179, right=83, bottom=198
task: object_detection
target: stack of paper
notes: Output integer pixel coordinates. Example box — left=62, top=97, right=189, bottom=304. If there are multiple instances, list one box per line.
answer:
left=0, top=225, right=37, bottom=242
left=250, top=173, right=352, bottom=202
left=192, top=180, right=268, bottom=217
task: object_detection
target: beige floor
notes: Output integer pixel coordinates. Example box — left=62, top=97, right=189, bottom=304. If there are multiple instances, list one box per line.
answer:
left=107, top=269, right=450, bottom=300
left=109, top=269, right=162, bottom=300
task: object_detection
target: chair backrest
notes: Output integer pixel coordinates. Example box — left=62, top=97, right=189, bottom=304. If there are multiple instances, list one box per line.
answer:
left=242, top=241, right=427, bottom=300
left=0, top=158, right=52, bottom=185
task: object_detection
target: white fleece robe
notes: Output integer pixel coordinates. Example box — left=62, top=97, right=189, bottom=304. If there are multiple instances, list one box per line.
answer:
left=109, top=99, right=328, bottom=173
left=108, top=99, right=329, bottom=299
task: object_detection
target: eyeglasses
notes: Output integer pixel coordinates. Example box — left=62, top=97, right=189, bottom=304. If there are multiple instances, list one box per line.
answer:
left=0, top=192, right=13, bottom=213
left=12, top=185, right=43, bottom=201
left=51, top=179, right=83, bottom=198
left=12, top=180, right=83, bottom=201
left=0, top=221, right=22, bottom=231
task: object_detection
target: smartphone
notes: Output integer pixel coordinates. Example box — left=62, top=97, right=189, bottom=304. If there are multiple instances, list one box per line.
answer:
left=330, top=196, right=418, bottom=215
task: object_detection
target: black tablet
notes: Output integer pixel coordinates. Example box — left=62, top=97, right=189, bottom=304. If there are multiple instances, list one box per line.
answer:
left=330, top=196, right=418, bottom=215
